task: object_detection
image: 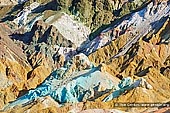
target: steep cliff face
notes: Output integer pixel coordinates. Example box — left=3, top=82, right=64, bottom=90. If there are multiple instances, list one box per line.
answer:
left=0, top=0, right=170, bottom=113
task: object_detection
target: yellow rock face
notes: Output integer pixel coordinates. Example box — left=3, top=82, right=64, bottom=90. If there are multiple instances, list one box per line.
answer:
left=26, top=65, right=51, bottom=89
left=88, top=20, right=170, bottom=105
left=0, top=24, right=53, bottom=109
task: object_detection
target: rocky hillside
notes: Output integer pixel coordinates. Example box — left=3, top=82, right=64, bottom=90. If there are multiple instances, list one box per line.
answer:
left=0, top=0, right=27, bottom=5
left=0, top=0, right=170, bottom=113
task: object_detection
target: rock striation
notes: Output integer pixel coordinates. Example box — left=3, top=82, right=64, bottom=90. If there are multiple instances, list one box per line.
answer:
left=0, top=0, right=170, bottom=113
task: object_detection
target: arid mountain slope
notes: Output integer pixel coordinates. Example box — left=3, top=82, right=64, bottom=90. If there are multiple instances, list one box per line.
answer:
left=0, top=0, right=169, bottom=113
